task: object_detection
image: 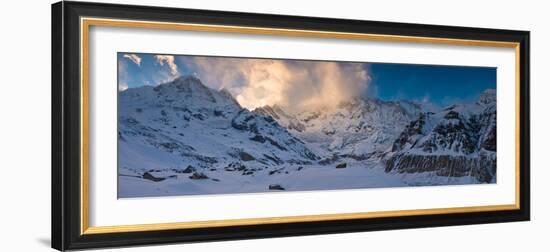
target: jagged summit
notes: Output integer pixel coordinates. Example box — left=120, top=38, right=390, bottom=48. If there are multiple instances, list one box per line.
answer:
left=154, top=75, right=211, bottom=95
left=164, top=75, right=202, bottom=85
left=120, top=75, right=234, bottom=110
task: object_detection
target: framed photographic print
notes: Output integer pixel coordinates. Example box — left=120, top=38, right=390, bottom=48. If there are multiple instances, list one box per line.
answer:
left=52, top=1, right=530, bottom=250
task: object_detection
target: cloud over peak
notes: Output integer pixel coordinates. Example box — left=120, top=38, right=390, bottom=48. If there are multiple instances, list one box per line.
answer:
left=182, top=57, right=370, bottom=112
left=155, top=55, right=178, bottom=76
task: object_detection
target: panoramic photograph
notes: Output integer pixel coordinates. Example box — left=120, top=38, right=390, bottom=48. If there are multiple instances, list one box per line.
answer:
left=117, top=52, right=497, bottom=198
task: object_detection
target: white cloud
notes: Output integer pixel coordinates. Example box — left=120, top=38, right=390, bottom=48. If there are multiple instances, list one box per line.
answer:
left=123, top=54, right=141, bottom=66
left=155, top=55, right=178, bottom=75
left=183, top=57, right=370, bottom=111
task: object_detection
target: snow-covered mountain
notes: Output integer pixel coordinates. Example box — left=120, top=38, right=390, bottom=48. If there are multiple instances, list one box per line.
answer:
left=383, top=89, right=497, bottom=183
left=254, top=90, right=497, bottom=184
left=254, top=98, right=424, bottom=159
left=118, top=76, right=319, bottom=171
left=118, top=75, right=497, bottom=197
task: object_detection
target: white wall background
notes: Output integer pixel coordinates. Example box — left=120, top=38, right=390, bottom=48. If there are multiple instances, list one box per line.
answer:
left=0, top=0, right=547, bottom=251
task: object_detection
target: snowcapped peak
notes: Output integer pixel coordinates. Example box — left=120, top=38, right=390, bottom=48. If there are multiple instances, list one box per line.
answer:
left=254, top=104, right=294, bottom=119
left=478, top=88, right=496, bottom=105
left=116, top=75, right=241, bottom=110
left=150, top=76, right=214, bottom=104
left=173, top=74, right=200, bottom=83
left=161, top=75, right=207, bottom=90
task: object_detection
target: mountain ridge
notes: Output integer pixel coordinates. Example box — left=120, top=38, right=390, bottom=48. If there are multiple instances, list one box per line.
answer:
left=118, top=75, right=497, bottom=197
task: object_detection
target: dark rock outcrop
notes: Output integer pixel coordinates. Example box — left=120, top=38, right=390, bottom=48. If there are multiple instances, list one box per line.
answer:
left=189, top=172, right=209, bottom=180
left=269, top=184, right=285, bottom=190
left=239, top=151, right=256, bottom=161
left=336, top=163, right=347, bottom=169
left=224, top=162, right=246, bottom=171
left=177, top=165, right=196, bottom=173
left=142, top=172, right=165, bottom=182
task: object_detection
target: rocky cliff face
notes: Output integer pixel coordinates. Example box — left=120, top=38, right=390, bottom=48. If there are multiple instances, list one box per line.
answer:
left=383, top=89, right=497, bottom=183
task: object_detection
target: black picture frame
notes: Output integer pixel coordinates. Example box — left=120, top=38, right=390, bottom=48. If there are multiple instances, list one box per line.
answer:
left=52, top=1, right=530, bottom=251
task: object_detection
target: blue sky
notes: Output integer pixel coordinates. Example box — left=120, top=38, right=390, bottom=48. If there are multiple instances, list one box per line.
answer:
left=368, top=63, right=496, bottom=105
left=118, top=52, right=496, bottom=108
